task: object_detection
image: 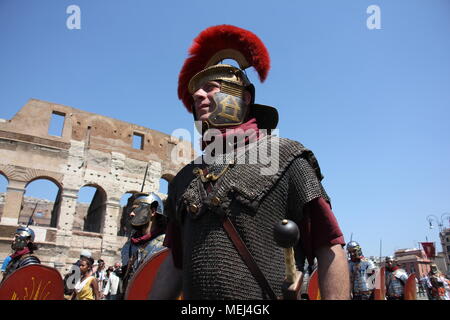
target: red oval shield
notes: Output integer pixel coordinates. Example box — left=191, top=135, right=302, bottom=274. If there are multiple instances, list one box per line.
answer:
left=404, top=274, right=417, bottom=300
left=124, top=248, right=170, bottom=300
left=307, top=269, right=321, bottom=300
left=0, top=264, right=64, bottom=300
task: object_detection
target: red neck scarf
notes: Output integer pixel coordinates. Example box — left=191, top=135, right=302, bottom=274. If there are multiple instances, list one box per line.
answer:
left=201, top=118, right=263, bottom=151
left=11, top=247, right=30, bottom=259
left=131, top=226, right=164, bottom=245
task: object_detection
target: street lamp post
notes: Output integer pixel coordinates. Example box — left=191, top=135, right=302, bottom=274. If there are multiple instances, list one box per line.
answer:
left=427, top=213, right=450, bottom=232
left=426, top=213, right=450, bottom=276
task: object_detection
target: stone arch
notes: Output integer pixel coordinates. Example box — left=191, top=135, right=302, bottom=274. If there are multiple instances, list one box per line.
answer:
left=21, top=177, right=62, bottom=228
left=0, top=172, right=9, bottom=221
left=0, top=169, right=10, bottom=184
left=75, top=183, right=107, bottom=233
left=25, top=175, right=63, bottom=190
left=0, top=165, right=15, bottom=182
left=158, top=173, right=175, bottom=196
left=161, top=173, right=175, bottom=183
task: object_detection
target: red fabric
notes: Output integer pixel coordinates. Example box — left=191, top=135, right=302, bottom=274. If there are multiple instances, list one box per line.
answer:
left=420, top=242, right=436, bottom=258
left=131, top=226, right=165, bottom=244
left=201, top=118, right=263, bottom=151
left=10, top=247, right=30, bottom=259
left=298, top=197, right=345, bottom=266
left=164, top=196, right=344, bottom=269
left=386, top=266, right=399, bottom=272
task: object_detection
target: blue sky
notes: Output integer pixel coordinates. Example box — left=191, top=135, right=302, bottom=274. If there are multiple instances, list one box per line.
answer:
left=0, top=0, right=449, bottom=258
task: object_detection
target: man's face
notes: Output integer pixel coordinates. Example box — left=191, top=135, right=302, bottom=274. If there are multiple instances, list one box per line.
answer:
left=11, top=233, right=28, bottom=251
left=192, top=81, right=221, bottom=122
left=348, top=248, right=359, bottom=260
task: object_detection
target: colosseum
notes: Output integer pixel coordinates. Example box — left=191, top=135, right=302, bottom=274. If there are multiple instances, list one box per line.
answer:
left=0, top=98, right=194, bottom=275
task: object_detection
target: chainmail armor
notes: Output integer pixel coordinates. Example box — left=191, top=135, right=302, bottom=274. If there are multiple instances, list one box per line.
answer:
left=167, top=135, right=330, bottom=299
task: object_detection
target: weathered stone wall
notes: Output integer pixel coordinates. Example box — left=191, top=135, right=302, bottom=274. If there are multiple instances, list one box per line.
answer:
left=0, top=99, right=194, bottom=274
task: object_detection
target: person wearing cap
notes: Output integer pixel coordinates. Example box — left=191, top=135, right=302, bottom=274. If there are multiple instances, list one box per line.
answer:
left=149, top=25, right=349, bottom=300
left=121, top=192, right=167, bottom=292
left=1, top=226, right=40, bottom=281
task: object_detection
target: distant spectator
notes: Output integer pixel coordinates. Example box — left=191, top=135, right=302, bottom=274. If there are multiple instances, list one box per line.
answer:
left=103, top=266, right=121, bottom=300
left=95, top=259, right=107, bottom=295
left=64, top=249, right=92, bottom=296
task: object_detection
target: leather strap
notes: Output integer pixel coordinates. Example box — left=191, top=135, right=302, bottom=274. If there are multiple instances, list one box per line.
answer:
left=222, top=216, right=277, bottom=300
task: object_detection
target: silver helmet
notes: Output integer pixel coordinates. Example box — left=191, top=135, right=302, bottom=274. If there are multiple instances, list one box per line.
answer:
left=132, top=192, right=164, bottom=216
left=385, top=256, right=396, bottom=263
left=130, top=192, right=165, bottom=227
left=11, top=226, right=35, bottom=250
left=346, top=241, right=363, bottom=259
left=15, top=226, right=35, bottom=242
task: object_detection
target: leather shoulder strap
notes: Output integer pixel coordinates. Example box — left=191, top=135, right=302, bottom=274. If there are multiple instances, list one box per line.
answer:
left=222, top=216, right=277, bottom=300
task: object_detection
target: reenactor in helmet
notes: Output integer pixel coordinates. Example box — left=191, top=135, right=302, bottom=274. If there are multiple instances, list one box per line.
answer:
left=385, top=256, right=408, bottom=300
left=347, top=241, right=377, bottom=300
left=149, top=25, right=349, bottom=300
left=1, top=226, right=40, bottom=282
left=428, top=263, right=449, bottom=300
left=121, top=192, right=167, bottom=292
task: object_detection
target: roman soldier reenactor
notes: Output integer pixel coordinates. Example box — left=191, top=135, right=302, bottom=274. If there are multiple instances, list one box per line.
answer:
left=121, top=192, right=167, bottom=292
left=2, top=226, right=40, bottom=281
left=385, top=256, right=408, bottom=300
left=347, top=241, right=377, bottom=300
left=148, top=25, right=349, bottom=300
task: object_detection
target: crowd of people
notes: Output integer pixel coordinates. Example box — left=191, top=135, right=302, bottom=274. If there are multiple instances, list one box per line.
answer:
left=346, top=241, right=450, bottom=300
left=61, top=191, right=167, bottom=300
left=63, top=250, right=123, bottom=300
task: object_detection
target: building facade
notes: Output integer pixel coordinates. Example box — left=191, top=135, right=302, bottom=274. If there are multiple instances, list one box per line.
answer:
left=438, top=228, right=450, bottom=276
left=0, top=99, right=194, bottom=274
left=394, top=248, right=432, bottom=279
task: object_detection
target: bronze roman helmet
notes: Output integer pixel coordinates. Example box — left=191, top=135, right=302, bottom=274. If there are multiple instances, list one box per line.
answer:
left=178, top=25, right=278, bottom=131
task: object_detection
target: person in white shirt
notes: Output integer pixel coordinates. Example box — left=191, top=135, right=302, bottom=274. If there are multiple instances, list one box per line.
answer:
left=103, top=267, right=121, bottom=300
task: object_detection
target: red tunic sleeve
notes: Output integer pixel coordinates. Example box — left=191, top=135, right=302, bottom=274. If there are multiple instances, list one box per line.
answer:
left=299, top=197, right=345, bottom=266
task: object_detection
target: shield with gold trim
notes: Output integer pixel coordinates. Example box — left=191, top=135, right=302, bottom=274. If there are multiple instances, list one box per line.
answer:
left=306, top=269, right=321, bottom=300
left=404, top=274, right=417, bottom=300
left=125, top=248, right=170, bottom=300
left=0, top=265, right=64, bottom=300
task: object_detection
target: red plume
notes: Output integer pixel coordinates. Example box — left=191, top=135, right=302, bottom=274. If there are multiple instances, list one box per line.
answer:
left=178, top=25, right=270, bottom=112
